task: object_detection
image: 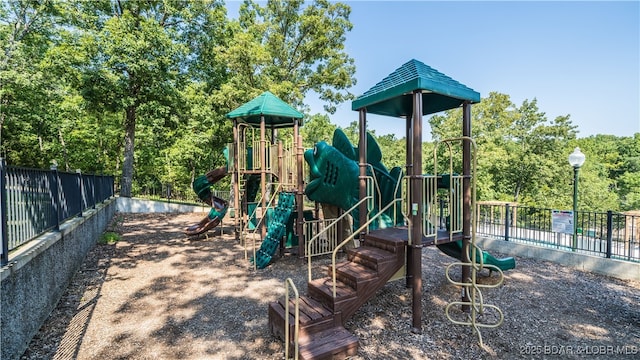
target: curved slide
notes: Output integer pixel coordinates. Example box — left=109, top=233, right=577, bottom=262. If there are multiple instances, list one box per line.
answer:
left=184, top=167, right=229, bottom=236
left=437, top=241, right=516, bottom=271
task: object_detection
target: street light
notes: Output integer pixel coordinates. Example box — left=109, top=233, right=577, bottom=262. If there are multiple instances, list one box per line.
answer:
left=568, top=147, right=586, bottom=250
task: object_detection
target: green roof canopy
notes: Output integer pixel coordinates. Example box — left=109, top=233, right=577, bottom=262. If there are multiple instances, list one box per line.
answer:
left=226, top=91, right=304, bottom=128
left=352, top=59, right=480, bottom=117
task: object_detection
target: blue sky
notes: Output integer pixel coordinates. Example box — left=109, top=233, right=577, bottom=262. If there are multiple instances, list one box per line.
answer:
left=228, top=1, right=640, bottom=139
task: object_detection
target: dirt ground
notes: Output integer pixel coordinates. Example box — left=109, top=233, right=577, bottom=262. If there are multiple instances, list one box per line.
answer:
left=21, top=212, right=640, bottom=360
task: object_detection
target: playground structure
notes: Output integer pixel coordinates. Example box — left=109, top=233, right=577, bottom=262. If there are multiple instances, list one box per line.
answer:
left=225, top=91, right=308, bottom=268
left=184, top=167, right=230, bottom=237
left=266, top=59, right=515, bottom=359
left=185, top=62, right=516, bottom=359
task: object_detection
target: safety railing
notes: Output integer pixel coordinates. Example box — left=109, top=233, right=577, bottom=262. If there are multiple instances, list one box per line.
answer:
left=304, top=218, right=340, bottom=258
left=306, top=196, right=372, bottom=283
left=476, top=203, right=640, bottom=262
left=1, top=159, right=114, bottom=265
left=327, top=198, right=406, bottom=298
left=432, top=139, right=466, bottom=242
left=305, top=176, right=376, bottom=280
left=278, top=136, right=298, bottom=188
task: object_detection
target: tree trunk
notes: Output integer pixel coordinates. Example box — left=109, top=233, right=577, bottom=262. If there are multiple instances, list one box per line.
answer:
left=58, top=128, right=69, bottom=171
left=120, top=105, right=136, bottom=197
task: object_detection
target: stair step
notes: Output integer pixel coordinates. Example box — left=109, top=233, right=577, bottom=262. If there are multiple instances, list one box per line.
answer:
left=308, top=277, right=357, bottom=311
left=298, top=326, right=359, bottom=360
left=363, top=229, right=408, bottom=253
left=346, top=246, right=397, bottom=271
left=268, top=296, right=338, bottom=343
left=330, top=262, right=379, bottom=290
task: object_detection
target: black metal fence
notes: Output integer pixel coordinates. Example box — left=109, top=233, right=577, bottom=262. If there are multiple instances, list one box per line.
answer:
left=477, top=202, right=640, bottom=263
left=0, top=159, right=114, bottom=265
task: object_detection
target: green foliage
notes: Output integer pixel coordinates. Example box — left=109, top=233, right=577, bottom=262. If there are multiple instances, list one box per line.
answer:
left=99, top=231, right=120, bottom=245
left=1, top=0, right=637, bottom=213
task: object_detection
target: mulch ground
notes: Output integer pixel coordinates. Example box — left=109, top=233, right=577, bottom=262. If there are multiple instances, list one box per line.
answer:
left=20, top=212, right=640, bottom=360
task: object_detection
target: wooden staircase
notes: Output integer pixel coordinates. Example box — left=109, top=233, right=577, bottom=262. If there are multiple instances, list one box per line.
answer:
left=268, top=231, right=407, bottom=360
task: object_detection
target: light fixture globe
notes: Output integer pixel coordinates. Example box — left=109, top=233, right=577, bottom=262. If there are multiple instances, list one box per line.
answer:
left=568, top=147, right=586, bottom=168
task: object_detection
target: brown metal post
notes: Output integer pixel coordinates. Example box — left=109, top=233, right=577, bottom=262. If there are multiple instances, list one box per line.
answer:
left=358, top=109, right=367, bottom=239
left=295, top=119, right=305, bottom=258
left=260, top=116, right=267, bottom=239
left=410, top=91, right=423, bottom=334
left=233, top=119, right=240, bottom=240
left=461, top=101, right=472, bottom=312
left=405, top=114, right=413, bottom=289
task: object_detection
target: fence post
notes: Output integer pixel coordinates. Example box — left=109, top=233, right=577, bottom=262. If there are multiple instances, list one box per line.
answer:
left=77, top=169, right=83, bottom=217
left=1, top=158, right=8, bottom=266
left=50, top=164, right=60, bottom=231
left=92, top=173, right=96, bottom=209
left=606, top=210, right=613, bottom=259
left=505, top=203, right=510, bottom=242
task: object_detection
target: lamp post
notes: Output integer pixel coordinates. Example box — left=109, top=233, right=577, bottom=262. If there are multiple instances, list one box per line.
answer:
left=568, top=147, right=586, bottom=250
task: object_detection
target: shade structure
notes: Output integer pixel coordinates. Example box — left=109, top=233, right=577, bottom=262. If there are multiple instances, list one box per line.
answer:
left=226, top=91, right=304, bottom=128
left=352, top=59, right=480, bottom=117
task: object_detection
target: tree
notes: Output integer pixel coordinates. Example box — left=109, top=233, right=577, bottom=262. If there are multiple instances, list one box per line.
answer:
left=214, top=0, right=356, bottom=113
left=77, top=0, right=226, bottom=197
left=0, top=0, right=58, bottom=165
left=429, top=92, right=579, bottom=206
left=301, top=113, right=336, bottom=147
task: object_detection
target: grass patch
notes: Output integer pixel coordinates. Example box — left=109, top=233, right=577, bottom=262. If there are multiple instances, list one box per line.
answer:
left=99, top=231, right=120, bottom=245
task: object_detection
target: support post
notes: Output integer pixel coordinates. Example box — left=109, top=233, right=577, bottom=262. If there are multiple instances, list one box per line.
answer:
left=606, top=210, right=613, bottom=259
left=260, top=116, right=267, bottom=239
left=505, top=203, right=510, bottom=242
left=233, top=120, right=240, bottom=239
left=572, top=166, right=580, bottom=251
left=1, top=158, right=8, bottom=266
left=77, top=169, right=83, bottom=217
left=295, top=119, right=305, bottom=258
left=405, top=114, right=414, bottom=289
left=358, top=109, right=367, bottom=240
left=461, top=101, right=472, bottom=311
left=410, top=91, right=423, bottom=334
left=50, top=164, right=60, bottom=232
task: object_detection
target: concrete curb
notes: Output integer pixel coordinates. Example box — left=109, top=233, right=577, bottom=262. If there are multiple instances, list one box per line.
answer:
left=477, top=236, right=640, bottom=282
left=115, top=197, right=209, bottom=213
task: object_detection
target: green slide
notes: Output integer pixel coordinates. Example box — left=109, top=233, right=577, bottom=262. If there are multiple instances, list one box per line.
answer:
left=185, top=167, right=229, bottom=236
left=437, top=241, right=516, bottom=271
left=252, top=192, right=297, bottom=269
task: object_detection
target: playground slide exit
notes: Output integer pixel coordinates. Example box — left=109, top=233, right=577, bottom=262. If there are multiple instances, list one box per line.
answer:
left=437, top=241, right=516, bottom=271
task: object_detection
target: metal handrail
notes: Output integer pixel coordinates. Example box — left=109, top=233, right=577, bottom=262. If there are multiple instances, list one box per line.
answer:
left=284, top=278, right=300, bottom=360
left=329, top=197, right=407, bottom=298
left=307, top=195, right=373, bottom=283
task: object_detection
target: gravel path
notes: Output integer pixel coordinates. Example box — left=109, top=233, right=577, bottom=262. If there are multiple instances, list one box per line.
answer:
left=21, top=212, right=640, bottom=359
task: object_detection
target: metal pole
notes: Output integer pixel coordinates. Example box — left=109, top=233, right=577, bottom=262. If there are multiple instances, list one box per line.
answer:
left=260, top=116, right=267, bottom=239
left=232, top=120, right=240, bottom=239
left=295, top=119, right=305, bottom=258
left=405, top=114, right=413, bottom=289
left=461, top=101, right=472, bottom=312
left=77, top=169, right=83, bottom=217
left=410, top=90, right=423, bottom=334
left=358, top=109, right=367, bottom=239
left=1, top=158, right=8, bottom=266
left=606, top=210, right=613, bottom=258
left=572, top=166, right=579, bottom=251
left=50, top=165, right=60, bottom=231
left=505, top=203, right=510, bottom=242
